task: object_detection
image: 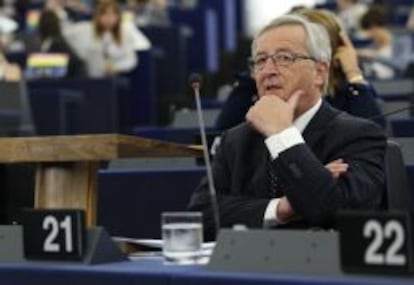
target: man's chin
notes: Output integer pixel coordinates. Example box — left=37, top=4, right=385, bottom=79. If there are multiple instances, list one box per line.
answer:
left=262, top=91, right=287, bottom=100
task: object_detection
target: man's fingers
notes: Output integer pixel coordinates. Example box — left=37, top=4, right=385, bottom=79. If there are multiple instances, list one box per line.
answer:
left=325, top=159, right=348, bottom=179
left=326, top=163, right=348, bottom=171
left=326, top=163, right=348, bottom=180
left=287, top=90, right=303, bottom=109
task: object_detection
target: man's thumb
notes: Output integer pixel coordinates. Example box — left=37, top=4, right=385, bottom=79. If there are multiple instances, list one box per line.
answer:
left=288, top=90, right=303, bottom=108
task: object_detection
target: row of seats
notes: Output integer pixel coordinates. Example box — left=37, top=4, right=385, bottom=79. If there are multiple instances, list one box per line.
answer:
left=96, top=155, right=414, bottom=239
left=317, top=0, right=414, bottom=26
left=370, top=79, right=414, bottom=137
left=1, top=49, right=157, bottom=135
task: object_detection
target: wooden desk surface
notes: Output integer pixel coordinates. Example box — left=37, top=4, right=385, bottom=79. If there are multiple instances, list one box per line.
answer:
left=0, top=134, right=202, bottom=163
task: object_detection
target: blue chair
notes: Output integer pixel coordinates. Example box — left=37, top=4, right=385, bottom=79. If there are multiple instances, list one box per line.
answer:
left=385, top=141, right=413, bottom=211
left=28, top=78, right=118, bottom=134
left=121, top=50, right=155, bottom=127
left=29, top=88, right=83, bottom=135
left=0, top=81, right=35, bottom=136
left=140, top=27, right=186, bottom=103
left=372, top=79, right=414, bottom=101
left=202, top=0, right=237, bottom=53
left=406, top=164, right=414, bottom=203
left=97, top=167, right=205, bottom=238
left=169, top=7, right=219, bottom=73
left=391, top=119, right=414, bottom=137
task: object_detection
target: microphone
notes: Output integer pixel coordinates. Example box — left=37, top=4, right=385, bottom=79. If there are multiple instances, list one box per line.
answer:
left=369, top=104, right=414, bottom=121
left=189, top=73, right=221, bottom=237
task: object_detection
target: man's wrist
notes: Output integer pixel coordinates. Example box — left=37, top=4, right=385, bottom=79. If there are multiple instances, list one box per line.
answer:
left=264, top=125, right=291, bottom=138
left=276, top=197, right=289, bottom=223
left=265, top=126, right=304, bottom=159
left=264, top=198, right=286, bottom=227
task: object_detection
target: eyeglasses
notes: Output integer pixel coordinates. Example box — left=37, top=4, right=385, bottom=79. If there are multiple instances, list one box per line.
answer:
left=248, top=51, right=316, bottom=71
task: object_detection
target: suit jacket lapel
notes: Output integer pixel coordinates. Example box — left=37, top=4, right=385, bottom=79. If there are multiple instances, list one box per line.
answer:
left=245, top=127, right=270, bottom=196
left=302, top=101, right=340, bottom=149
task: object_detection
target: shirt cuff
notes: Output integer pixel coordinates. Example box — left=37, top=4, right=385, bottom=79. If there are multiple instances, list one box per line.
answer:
left=264, top=126, right=305, bottom=159
left=264, top=198, right=285, bottom=227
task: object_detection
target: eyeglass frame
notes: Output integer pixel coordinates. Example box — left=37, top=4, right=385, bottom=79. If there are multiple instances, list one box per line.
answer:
left=248, top=51, right=317, bottom=72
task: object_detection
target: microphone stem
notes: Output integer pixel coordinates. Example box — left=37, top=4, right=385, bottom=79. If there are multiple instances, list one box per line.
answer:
left=193, top=85, right=221, bottom=237
left=371, top=105, right=414, bottom=120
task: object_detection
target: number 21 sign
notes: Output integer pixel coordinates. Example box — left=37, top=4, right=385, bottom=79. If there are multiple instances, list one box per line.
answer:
left=22, top=209, right=86, bottom=261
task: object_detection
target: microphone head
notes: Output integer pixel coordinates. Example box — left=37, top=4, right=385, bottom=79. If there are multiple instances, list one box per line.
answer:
left=189, top=73, right=202, bottom=90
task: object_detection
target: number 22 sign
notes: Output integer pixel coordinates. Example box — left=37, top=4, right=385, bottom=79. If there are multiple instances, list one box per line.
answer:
left=338, top=211, right=413, bottom=275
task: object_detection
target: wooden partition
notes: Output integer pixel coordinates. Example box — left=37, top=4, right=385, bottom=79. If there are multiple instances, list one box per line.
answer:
left=0, top=134, right=202, bottom=225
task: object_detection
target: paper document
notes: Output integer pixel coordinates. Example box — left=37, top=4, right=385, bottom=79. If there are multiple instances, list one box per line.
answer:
left=112, top=237, right=215, bottom=251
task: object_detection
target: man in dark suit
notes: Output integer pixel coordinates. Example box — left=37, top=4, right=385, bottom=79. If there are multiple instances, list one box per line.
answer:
left=188, top=14, right=386, bottom=240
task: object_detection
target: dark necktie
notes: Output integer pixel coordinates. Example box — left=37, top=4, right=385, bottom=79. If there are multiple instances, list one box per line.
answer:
left=266, top=156, right=281, bottom=198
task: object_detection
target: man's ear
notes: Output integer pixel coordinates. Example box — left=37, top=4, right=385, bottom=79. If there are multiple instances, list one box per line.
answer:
left=314, top=61, right=329, bottom=90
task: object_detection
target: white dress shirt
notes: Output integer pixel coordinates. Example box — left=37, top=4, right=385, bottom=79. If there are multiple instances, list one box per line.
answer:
left=263, top=98, right=322, bottom=226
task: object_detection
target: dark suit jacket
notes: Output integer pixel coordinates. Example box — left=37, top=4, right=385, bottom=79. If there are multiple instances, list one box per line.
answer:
left=189, top=102, right=386, bottom=240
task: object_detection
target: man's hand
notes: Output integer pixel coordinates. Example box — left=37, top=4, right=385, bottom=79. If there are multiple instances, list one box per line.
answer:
left=245, top=90, right=302, bottom=137
left=325, top=158, right=348, bottom=180
left=276, top=196, right=301, bottom=223
left=276, top=159, right=348, bottom=223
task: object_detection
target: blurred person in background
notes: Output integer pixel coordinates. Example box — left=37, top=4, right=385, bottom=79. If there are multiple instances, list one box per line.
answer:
left=0, top=14, right=17, bottom=50
left=37, top=9, right=85, bottom=77
left=45, top=0, right=71, bottom=26
left=66, top=0, right=151, bottom=78
left=358, top=5, right=394, bottom=79
left=406, top=5, right=414, bottom=30
left=296, top=8, right=383, bottom=126
left=65, top=0, right=151, bottom=132
left=172, top=0, right=198, bottom=10
left=215, top=8, right=383, bottom=131
left=0, top=51, right=20, bottom=80
left=65, top=0, right=93, bottom=15
left=0, top=0, right=16, bottom=18
left=10, top=0, right=30, bottom=33
left=45, top=0, right=93, bottom=24
left=336, top=0, right=368, bottom=34
left=0, top=0, right=21, bottom=51
left=126, top=0, right=170, bottom=27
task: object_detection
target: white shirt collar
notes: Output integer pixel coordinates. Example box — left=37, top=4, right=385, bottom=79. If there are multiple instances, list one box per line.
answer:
left=293, top=98, right=322, bottom=133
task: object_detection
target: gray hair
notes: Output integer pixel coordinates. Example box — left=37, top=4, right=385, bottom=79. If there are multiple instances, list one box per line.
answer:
left=251, top=14, right=332, bottom=91
left=252, top=14, right=331, bottom=61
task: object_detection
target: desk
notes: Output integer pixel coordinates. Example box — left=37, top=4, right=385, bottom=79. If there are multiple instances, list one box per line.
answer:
left=0, top=134, right=201, bottom=225
left=0, top=257, right=413, bottom=285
